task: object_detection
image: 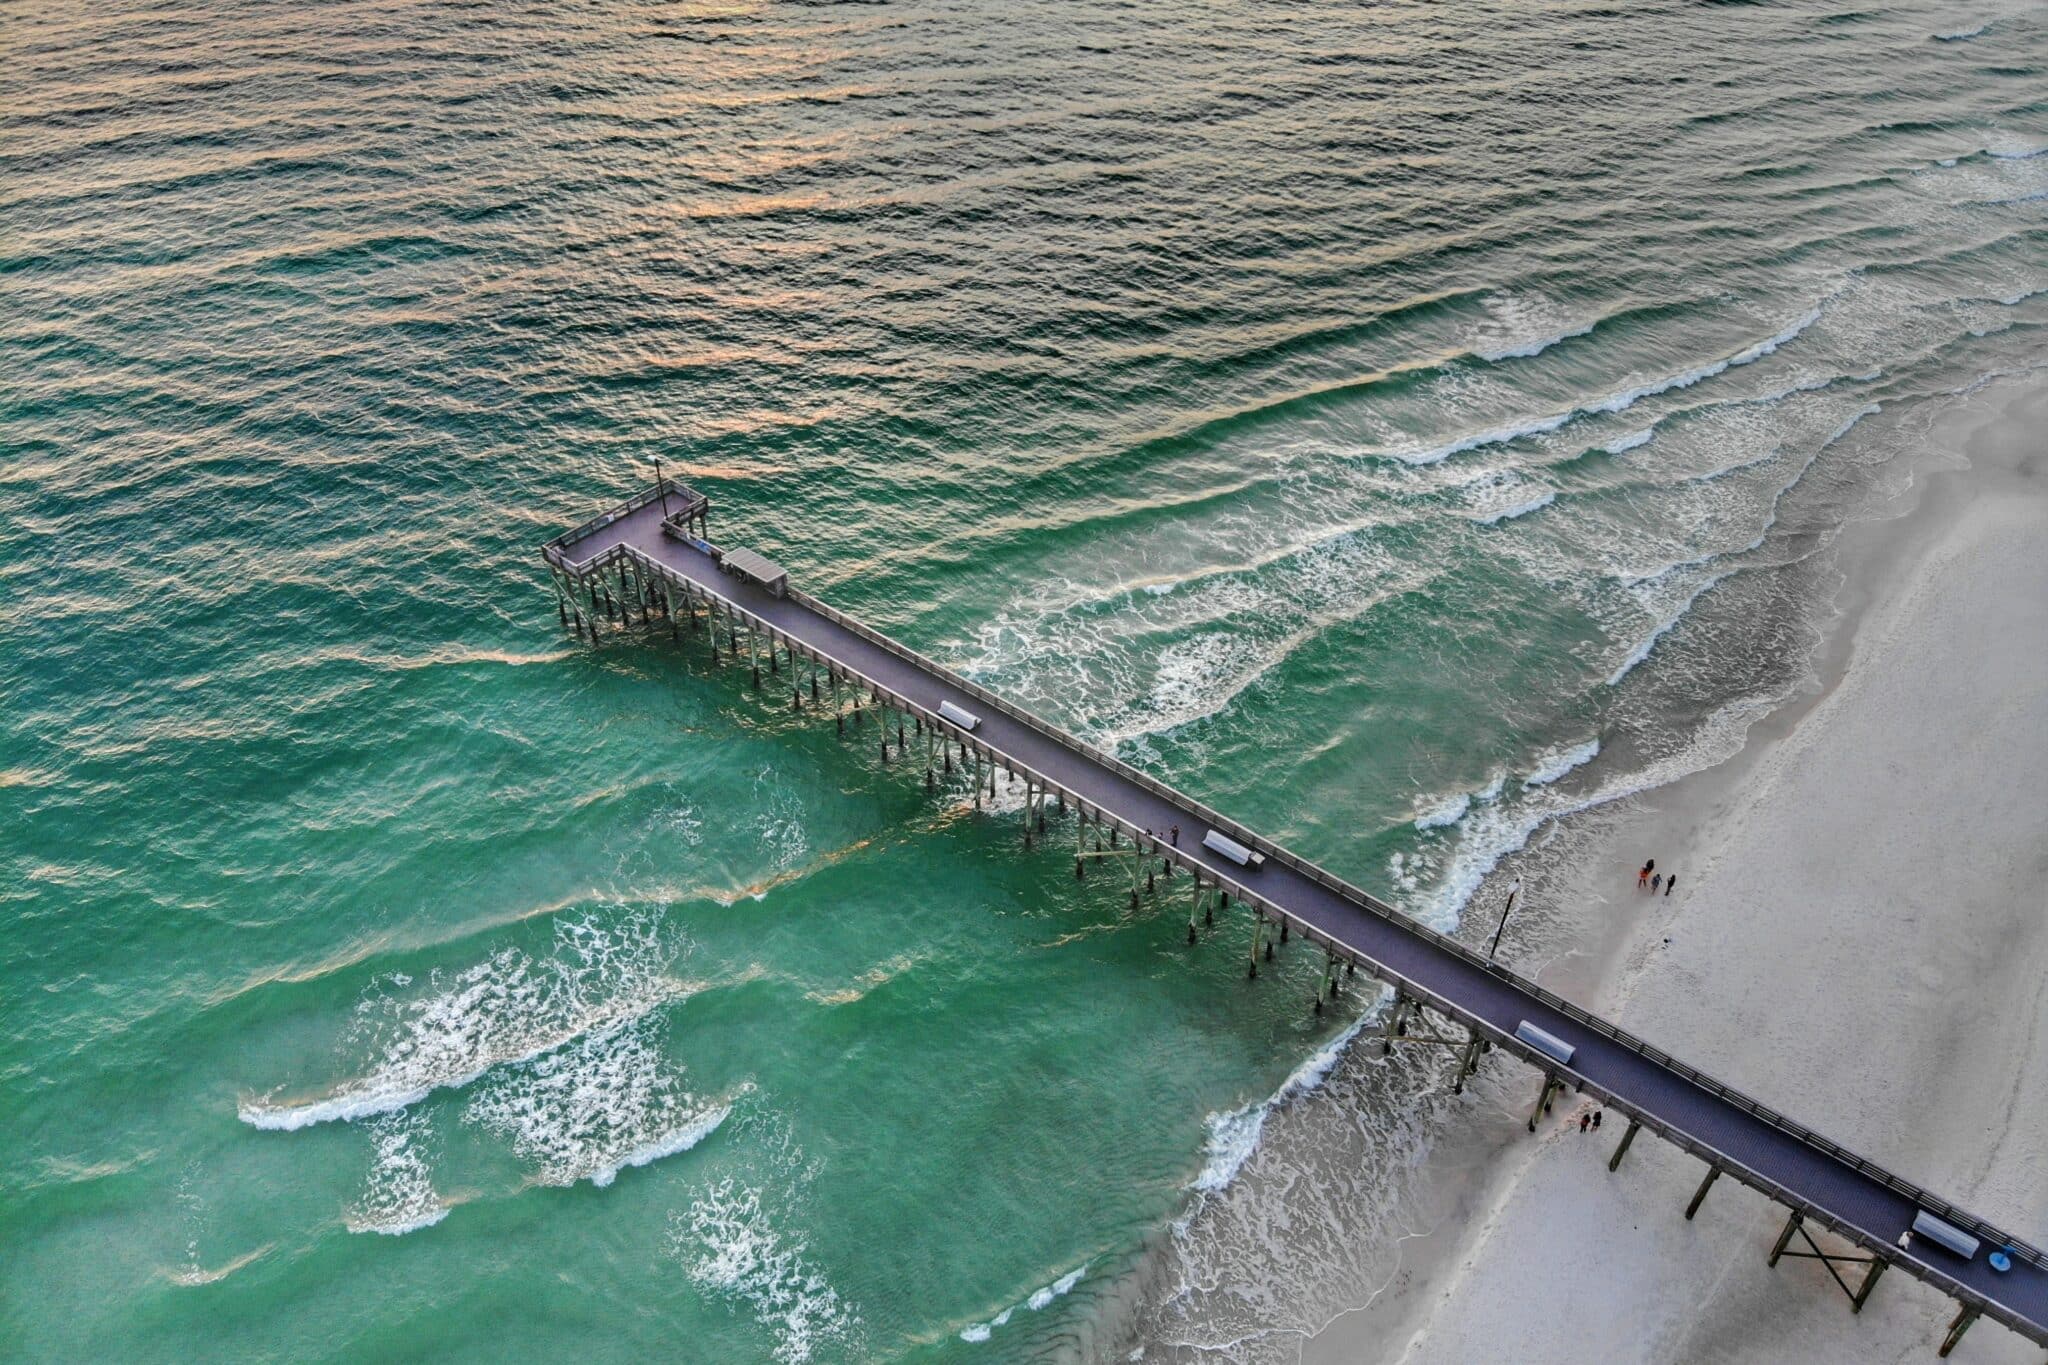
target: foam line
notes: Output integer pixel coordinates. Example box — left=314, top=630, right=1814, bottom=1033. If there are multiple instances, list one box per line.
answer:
left=1472, top=489, right=1555, bottom=524
left=1606, top=572, right=1734, bottom=687
left=1524, top=737, right=1601, bottom=789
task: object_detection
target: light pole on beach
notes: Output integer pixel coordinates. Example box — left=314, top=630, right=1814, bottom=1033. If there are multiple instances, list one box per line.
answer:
left=1487, top=879, right=1521, bottom=962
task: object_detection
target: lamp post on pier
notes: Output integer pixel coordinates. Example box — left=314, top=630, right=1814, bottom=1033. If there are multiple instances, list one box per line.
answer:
left=654, top=457, right=672, bottom=516
left=1487, top=879, right=1522, bottom=962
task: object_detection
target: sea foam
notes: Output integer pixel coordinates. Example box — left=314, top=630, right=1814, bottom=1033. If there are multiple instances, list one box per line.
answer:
left=239, top=907, right=682, bottom=1131
left=463, top=1014, right=729, bottom=1189
left=677, top=1179, right=859, bottom=1365
left=347, top=1111, right=449, bottom=1236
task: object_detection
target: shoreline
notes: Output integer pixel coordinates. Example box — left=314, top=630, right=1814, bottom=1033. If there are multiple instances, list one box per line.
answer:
left=1115, top=367, right=2048, bottom=1365
left=1300, top=367, right=2048, bottom=1363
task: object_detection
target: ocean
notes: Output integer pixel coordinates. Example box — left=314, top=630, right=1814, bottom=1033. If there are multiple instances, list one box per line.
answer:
left=3, top=0, right=2045, bottom=1359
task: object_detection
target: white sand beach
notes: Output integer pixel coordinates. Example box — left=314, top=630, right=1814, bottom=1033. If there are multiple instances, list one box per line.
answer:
left=1302, top=372, right=2048, bottom=1364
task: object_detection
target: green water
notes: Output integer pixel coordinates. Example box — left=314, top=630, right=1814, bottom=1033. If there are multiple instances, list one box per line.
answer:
left=4, top=0, right=2046, bottom=1358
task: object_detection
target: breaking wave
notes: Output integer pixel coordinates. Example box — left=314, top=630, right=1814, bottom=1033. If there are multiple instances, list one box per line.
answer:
left=239, top=907, right=684, bottom=1131
left=1523, top=737, right=1601, bottom=789
left=959, top=1263, right=1091, bottom=1344
left=1606, top=571, right=1734, bottom=687
left=1385, top=303, right=1825, bottom=466
left=1189, top=1010, right=1378, bottom=1198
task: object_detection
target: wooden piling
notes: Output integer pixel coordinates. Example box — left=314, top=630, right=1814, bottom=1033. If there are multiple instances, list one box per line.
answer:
left=1685, top=1165, right=1721, bottom=1220
left=1608, top=1119, right=1640, bottom=1171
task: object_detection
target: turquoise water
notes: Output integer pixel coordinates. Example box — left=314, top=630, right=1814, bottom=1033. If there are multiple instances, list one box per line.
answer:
left=5, top=0, right=2046, bottom=1358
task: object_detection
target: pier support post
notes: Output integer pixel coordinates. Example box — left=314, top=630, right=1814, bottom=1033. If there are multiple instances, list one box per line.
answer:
left=1938, top=1305, right=1978, bottom=1357
left=1769, top=1210, right=1804, bottom=1267
left=1685, top=1165, right=1721, bottom=1220
left=1607, top=1119, right=1640, bottom=1171
left=1247, top=911, right=1265, bottom=979
left=1758, top=1205, right=1895, bottom=1311
left=1527, top=1074, right=1560, bottom=1131
left=1851, top=1257, right=1887, bottom=1313
left=1453, top=1030, right=1484, bottom=1093
left=1382, top=991, right=1411, bottom=1055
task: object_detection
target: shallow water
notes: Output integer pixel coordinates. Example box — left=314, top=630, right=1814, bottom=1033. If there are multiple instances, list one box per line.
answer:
left=4, top=0, right=2046, bottom=1359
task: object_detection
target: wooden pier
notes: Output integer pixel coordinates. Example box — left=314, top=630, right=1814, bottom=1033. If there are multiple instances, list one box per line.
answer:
left=542, top=478, right=2048, bottom=1358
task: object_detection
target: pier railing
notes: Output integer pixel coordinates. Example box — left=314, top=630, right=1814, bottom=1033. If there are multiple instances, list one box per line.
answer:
left=542, top=477, right=698, bottom=564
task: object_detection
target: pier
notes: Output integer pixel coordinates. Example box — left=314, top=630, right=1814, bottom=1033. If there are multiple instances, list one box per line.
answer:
left=542, top=478, right=2048, bottom=1357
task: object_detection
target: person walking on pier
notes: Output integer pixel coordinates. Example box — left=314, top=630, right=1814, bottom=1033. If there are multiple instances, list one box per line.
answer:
left=1170, top=825, right=1179, bottom=847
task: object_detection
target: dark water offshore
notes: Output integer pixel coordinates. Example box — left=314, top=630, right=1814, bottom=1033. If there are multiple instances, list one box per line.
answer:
left=4, top=0, right=2045, bottom=1358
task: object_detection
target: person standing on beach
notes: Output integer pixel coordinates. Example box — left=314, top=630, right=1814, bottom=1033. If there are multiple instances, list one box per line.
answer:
left=1665, top=874, right=1677, bottom=897
left=1638, top=859, right=1654, bottom=888
left=1651, top=873, right=1662, bottom=894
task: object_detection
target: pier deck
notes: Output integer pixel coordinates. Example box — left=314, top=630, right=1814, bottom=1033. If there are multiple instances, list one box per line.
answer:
left=542, top=481, right=2047, bottom=1354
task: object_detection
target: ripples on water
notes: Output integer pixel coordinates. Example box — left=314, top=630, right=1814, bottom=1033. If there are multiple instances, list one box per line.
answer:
left=3, top=0, right=2045, bottom=1358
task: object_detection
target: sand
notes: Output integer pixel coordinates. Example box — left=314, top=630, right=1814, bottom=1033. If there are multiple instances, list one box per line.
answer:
left=1306, top=372, right=2048, bottom=1364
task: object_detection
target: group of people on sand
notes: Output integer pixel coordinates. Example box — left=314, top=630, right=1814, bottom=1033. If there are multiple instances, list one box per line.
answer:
left=1636, top=858, right=1676, bottom=897
left=1576, top=1106, right=1605, bottom=1133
